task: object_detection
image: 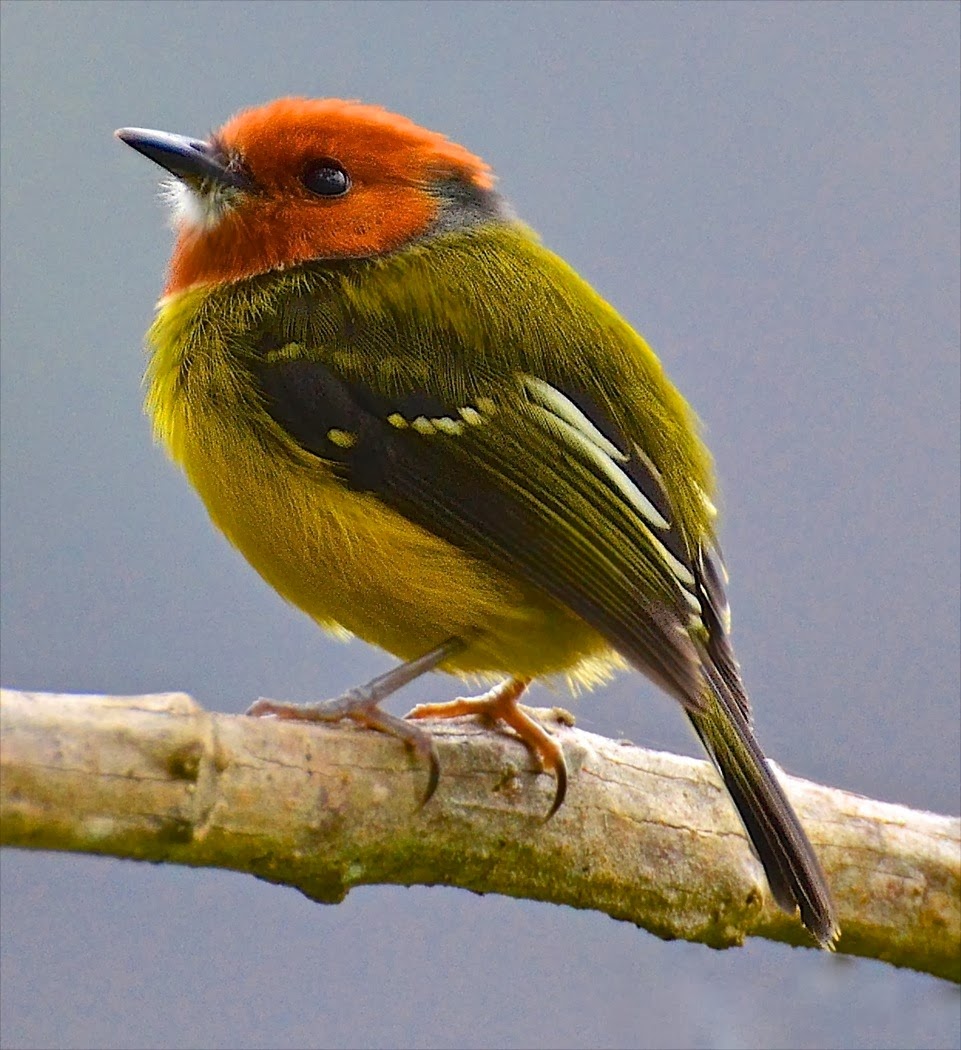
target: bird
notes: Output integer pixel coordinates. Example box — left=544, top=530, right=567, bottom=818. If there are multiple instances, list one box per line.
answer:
left=116, top=96, right=838, bottom=946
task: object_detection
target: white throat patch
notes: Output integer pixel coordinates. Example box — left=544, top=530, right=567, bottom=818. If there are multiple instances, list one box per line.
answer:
left=160, top=177, right=234, bottom=232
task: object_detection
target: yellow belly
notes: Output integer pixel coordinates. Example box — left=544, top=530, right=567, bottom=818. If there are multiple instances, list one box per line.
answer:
left=176, top=404, right=619, bottom=689
left=146, top=283, right=620, bottom=690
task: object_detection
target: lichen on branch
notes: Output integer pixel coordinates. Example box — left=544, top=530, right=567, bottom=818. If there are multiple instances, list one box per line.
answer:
left=1, top=688, right=958, bottom=982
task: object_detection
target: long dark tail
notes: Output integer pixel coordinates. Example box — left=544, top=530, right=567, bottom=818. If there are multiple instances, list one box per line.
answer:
left=687, top=678, right=839, bottom=947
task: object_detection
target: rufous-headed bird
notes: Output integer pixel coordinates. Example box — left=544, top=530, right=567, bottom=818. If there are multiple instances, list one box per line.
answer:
left=116, top=97, right=837, bottom=946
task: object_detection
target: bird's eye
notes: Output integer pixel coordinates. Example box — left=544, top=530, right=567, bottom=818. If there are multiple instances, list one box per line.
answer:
left=302, top=160, right=350, bottom=198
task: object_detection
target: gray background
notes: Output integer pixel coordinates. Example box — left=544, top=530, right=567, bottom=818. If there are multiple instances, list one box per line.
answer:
left=1, top=2, right=959, bottom=1048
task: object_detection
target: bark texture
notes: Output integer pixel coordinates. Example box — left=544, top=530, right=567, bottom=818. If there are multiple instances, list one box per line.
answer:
left=1, top=688, right=958, bottom=982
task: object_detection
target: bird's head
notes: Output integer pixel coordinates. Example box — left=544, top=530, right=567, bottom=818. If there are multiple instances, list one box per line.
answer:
left=117, top=97, right=503, bottom=293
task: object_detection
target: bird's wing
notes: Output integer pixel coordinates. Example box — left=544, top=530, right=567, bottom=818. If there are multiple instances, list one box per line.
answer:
left=255, top=352, right=730, bottom=712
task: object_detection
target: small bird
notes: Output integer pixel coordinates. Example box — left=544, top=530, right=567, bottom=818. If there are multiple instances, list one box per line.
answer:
left=117, top=97, right=838, bottom=946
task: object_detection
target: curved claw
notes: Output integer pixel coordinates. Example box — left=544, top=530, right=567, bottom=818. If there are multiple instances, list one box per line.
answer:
left=420, top=738, right=441, bottom=808
left=545, top=751, right=568, bottom=821
left=406, top=677, right=569, bottom=819
left=242, top=639, right=462, bottom=807
left=332, top=703, right=442, bottom=808
left=245, top=696, right=442, bottom=806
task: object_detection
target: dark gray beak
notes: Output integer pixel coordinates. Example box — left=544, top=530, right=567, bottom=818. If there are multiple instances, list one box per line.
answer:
left=115, top=127, right=251, bottom=190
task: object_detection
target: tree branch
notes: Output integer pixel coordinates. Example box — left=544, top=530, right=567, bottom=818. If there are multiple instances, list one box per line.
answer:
left=1, top=688, right=957, bottom=982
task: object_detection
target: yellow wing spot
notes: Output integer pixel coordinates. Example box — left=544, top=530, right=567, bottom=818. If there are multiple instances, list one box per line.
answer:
left=459, top=406, right=484, bottom=425
left=387, top=413, right=409, bottom=429
left=658, top=541, right=696, bottom=587
left=263, top=342, right=304, bottom=363
left=697, top=485, right=718, bottom=519
left=685, top=616, right=707, bottom=639
left=680, top=587, right=703, bottom=615
left=326, top=428, right=357, bottom=449
left=432, top=416, right=465, bottom=436
left=523, top=376, right=624, bottom=460
left=411, top=416, right=437, bottom=435
left=475, top=396, right=497, bottom=415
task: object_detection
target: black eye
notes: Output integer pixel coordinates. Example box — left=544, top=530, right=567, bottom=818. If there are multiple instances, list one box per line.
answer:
left=302, top=160, right=350, bottom=197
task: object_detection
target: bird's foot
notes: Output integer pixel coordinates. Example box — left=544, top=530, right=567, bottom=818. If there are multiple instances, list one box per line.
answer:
left=247, top=692, right=441, bottom=804
left=406, top=677, right=568, bottom=818
left=246, top=637, right=466, bottom=805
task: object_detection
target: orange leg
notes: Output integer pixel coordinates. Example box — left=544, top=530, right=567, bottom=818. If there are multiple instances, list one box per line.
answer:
left=406, top=677, right=568, bottom=817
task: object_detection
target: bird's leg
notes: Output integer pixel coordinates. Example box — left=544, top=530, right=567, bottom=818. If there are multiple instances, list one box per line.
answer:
left=406, top=677, right=568, bottom=817
left=246, top=636, right=466, bottom=804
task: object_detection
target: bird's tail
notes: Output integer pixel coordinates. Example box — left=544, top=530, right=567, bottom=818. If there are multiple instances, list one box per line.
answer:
left=686, top=677, right=839, bottom=947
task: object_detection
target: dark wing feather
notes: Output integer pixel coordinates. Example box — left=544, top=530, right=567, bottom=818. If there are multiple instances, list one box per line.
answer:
left=256, top=356, right=709, bottom=707
left=552, top=381, right=755, bottom=718
left=253, top=336, right=837, bottom=946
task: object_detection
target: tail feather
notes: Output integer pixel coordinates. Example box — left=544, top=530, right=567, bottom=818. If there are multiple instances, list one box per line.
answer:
left=687, top=675, right=839, bottom=946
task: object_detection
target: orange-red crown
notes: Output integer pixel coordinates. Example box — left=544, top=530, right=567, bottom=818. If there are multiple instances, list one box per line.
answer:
left=147, top=98, right=496, bottom=293
left=218, top=97, right=493, bottom=192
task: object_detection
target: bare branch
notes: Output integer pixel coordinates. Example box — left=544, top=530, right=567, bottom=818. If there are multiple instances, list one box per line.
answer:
left=1, top=688, right=958, bottom=982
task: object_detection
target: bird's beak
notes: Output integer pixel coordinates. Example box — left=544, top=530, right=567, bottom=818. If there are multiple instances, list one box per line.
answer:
left=115, top=127, right=252, bottom=190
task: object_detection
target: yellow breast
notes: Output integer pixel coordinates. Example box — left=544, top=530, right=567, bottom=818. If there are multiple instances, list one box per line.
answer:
left=145, top=285, right=618, bottom=689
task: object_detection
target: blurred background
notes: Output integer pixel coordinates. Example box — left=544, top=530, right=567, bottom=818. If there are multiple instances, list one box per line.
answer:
left=1, top=2, right=958, bottom=1048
